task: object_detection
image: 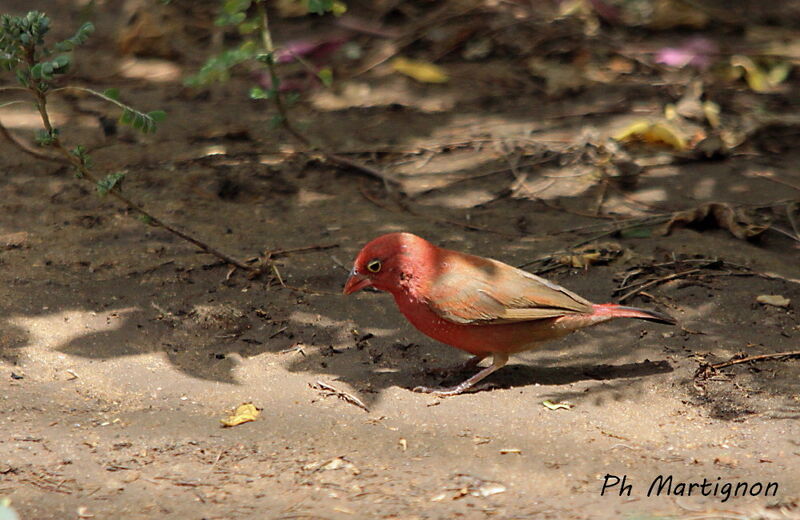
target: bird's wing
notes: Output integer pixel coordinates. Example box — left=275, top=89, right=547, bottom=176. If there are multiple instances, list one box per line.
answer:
left=424, top=256, right=593, bottom=325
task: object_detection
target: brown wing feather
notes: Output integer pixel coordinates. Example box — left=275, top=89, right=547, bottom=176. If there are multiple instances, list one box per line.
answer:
left=424, top=253, right=593, bottom=325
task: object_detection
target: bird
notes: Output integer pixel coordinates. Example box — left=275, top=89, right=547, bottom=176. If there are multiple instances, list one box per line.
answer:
left=343, top=232, right=676, bottom=396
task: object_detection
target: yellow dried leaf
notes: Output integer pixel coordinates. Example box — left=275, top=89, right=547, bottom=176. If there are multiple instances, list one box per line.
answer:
left=499, top=448, right=522, bottom=454
left=558, top=252, right=603, bottom=268
left=767, top=62, right=791, bottom=86
left=542, top=400, right=573, bottom=410
left=614, top=120, right=687, bottom=150
left=731, top=55, right=792, bottom=92
left=391, top=57, right=449, bottom=83
left=221, top=403, right=260, bottom=427
left=703, top=100, right=721, bottom=128
left=331, top=1, right=347, bottom=16
left=756, top=294, right=791, bottom=308
left=664, top=103, right=678, bottom=121
left=275, top=0, right=309, bottom=17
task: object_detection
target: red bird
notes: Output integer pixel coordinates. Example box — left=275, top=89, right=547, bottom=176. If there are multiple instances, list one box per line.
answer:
left=343, top=232, right=676, bottom=396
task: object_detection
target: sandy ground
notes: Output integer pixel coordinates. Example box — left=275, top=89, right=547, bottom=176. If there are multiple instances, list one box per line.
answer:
left=1, top=1, right=800, bottom=519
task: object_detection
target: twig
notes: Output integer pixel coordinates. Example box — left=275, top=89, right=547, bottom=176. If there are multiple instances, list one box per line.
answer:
left=770, top=225, right=800, bottom=243
left=7, top=77, right=257, bottom=273
left=255, top=2, right=396, bottom=188
left=0, top=118, right=62, bottom=163
left=786, top=203, right=800, bottom=242
left=711, top=351, right=800, bottom=370
left=748, top=170, right=800, bottom=192
left=310, top=381, right=369, bottom=412
left=617, top=268, right=702, bottom=303
left=261, top=243, right=339, bottom=259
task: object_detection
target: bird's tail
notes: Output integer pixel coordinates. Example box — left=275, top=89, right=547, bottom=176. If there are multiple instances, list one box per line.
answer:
left=592, top=303, right=676, bottom=325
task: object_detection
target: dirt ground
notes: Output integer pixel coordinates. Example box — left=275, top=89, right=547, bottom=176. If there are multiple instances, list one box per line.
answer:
left=1, top=1, right=800, bottom=519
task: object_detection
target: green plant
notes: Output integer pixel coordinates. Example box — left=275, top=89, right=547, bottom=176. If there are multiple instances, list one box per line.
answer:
left=0, top=10, right=253, bottom=272
left=187, top=0, right=395, bottom=186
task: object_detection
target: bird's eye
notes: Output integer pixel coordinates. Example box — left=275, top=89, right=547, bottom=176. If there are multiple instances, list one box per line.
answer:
left=366, top=259, right=382, bottom=273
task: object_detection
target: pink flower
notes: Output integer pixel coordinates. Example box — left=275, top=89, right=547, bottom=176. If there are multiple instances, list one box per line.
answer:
left=656, top=36, right=718, bottom=70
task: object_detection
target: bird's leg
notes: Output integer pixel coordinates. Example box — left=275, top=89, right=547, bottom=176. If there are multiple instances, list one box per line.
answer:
left=423, top=353, right=488, bottom=378
left=413, top=352, right=509, bottom=396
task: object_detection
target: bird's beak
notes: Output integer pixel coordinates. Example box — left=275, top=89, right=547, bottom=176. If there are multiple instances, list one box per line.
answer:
left=343, top=269, right=372, bottom=295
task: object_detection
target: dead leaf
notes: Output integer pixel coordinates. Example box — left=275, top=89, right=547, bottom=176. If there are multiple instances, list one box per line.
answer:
left=275, top=0, right=310, bottom=17
left=391, top=57, right=448, bottom=83
left=319, top=457, right=360, bottom=475
left=756, top=295, right=791, bottom=308
left=693, top=134, right=728, bottom=159
left=220, top=403, right=260, bottom=427
left=557, top=242, right=623, bottom=268
left=542, top=400, right=573, bottom=410
left=527, top=58, right=589, bottom=96
left=614, top=120, right=687, bottom=150
left=0, top=231, right=29, bottom=250
left=714, top=456, right=738, bottom=468
left=703, top=101, right=721, bottom=128
left=646, top=0, right=709, bottom=29
left=558, top=252, right=603, bottom=268
left=675, top=80, right=705, bottom=120
left=117, top=1, right=183, bottom=59
left=499, top=448, right=522, bottom=454
left=730, top=55, right=792, bottom=92
left=443, top=474, right=507, bottom=500
left=661, top=203, right=770, bottom=240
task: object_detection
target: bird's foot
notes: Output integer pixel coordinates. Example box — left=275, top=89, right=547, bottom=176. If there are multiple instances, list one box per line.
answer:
left=412, top=383, right=497, bottom=397
left=413, top=353, right=506, bottom=397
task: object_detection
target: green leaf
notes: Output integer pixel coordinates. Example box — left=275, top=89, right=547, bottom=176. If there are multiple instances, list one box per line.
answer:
left=268, top=114, right=284, bottom=129
left=131, top=113, right=146, bottom=131
left=137, top=214, right=153, bottom=225
left=34, top=128, right=58, bottom=145
left=317, top=67, right=333, bottom=87
left=223, top=0, right=252, bottom=15
left=103, top=87, right=120, bottom=101
left=185, top=43, right=257, bottom=87
left=238, top=19, right=259, bottom=34
left=255, top=52, right=275, bottom=65
left=71, top=145, right=92, bottom=169
left=96, top=171, right=126, bottom=196
left=308, top=0, right=334, bottom=14
left=229, top=12, right=247, bottom=25
left=285, top=92, right=300, bottom=105
left=147, top=110, right=166, bottom=122
left=51, top=54, right=70, bottom=69
left=249, top=86, right=267, bottom=99
left=120, top=108, right=134, bottom=125
left=54, top=21, right=94, bottom=51
left=30, top=63, right=43, bottom=79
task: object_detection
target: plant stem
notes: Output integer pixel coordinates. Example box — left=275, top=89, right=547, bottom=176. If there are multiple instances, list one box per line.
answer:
left=0, top=117, right=62, bottom=162
left=3, top=87, right=255, bottom=273
left=255, top=1, right=309, bottom=147
left=254, top=1, right=396, bottom=187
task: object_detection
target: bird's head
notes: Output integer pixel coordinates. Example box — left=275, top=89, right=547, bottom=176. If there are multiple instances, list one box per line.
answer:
left=343, top=232, right=434, bottom=295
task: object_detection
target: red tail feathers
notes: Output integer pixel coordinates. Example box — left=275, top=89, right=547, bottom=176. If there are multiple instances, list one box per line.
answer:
left=592, top=304, right=676, bottom=325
